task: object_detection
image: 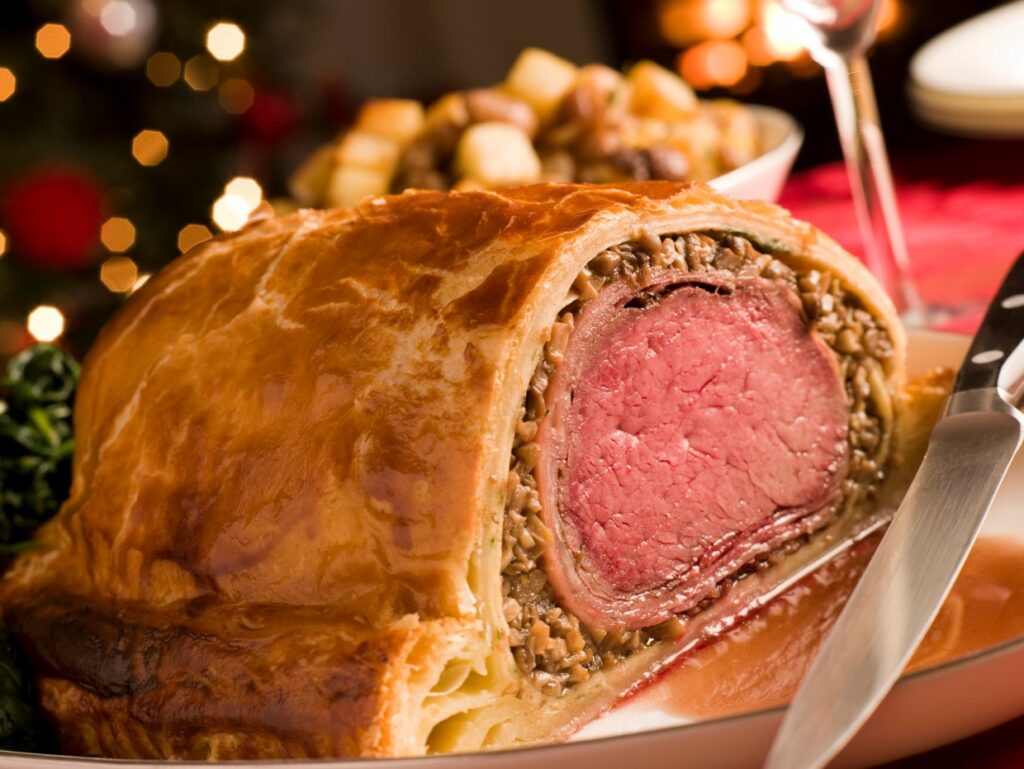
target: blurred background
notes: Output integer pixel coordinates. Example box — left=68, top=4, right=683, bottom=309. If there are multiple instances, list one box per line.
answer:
left=0, top=0, right=1010, bottom=361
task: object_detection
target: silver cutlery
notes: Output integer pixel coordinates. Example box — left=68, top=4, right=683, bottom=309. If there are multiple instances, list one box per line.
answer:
left=764, top=249, right=1024, bottom=769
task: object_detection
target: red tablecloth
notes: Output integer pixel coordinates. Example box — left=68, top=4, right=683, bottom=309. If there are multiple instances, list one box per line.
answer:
left=779, top=141, right=1024, bottom=334
left=779, top=140, right=1024, bottom=767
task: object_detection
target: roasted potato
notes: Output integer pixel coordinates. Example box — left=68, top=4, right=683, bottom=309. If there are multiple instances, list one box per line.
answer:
left=454, top=122, right=541, bottom=188
left=355, top=99, right=425, bottom=145
left=504, top=48, right=578, bottom=122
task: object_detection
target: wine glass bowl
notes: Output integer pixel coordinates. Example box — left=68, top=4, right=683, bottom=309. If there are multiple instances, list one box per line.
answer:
left=776, top=0, right=940, bottom=327
left=781, top=0, right=883, bottom=60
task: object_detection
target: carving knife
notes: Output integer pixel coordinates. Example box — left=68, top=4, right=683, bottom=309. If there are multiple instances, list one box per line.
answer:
left=764, top=251, right=1024, bottom=769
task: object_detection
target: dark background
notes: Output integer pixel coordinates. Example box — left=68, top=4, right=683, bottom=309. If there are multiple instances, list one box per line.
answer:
left=0, top=0, right=1010, bottom=361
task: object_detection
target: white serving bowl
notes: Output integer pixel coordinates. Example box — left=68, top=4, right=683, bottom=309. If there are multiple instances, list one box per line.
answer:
left=709, top=105, right=804, bottom=203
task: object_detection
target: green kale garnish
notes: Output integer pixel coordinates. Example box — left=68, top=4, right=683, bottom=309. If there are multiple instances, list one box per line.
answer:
left=0, top=620, right=53, bottom=752
left=0, top=344, right=80, bottom=552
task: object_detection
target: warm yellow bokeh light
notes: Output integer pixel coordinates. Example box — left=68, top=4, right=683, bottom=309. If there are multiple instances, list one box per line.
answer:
left=705, top=39, right=747, bottom=86
left=763, top=2, right=806, bottom=60
left=877, top=0, right=899, bottom=34
left=177, top=223, right=213, bottom=253
left=35, top=23, right=72, bottom=59
left=146, top=52, right=181, bottom=87
left=679, top=39, right=748, bottom=89
left=0, top=68, right=15, bottom=102
left=100, top=217, right=137, bottom=252
left=742, top=25, right=774, bottom=67
left=224, top=177, right=263, bottom=210
left=219, top=78, right=254, bottom=114
left=100, top=256, right=139, bottom=293
left=700, top=0, right=750, bottom=39
left=100, top=0, right=138, bottom=36
left=80, top=0, right=106, bottom=17
left=183, top=54, right=218, bottom=91
left=132, top=129, right=168, bottom=166
left=27, top=306, right=65, bottom=343
left=658, top=0, right=703, bottom=47
left=0, top=229, right=7, bottom=257
left=205, top=22, right=246, bottom=62
left=211, top=194, right=252, bottom=232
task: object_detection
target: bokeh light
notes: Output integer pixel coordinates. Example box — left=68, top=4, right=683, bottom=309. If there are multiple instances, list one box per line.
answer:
left=100, top=217, right=136, bottom=252
left=183, top=54, right=218, bottom=91
left=27, top=306, right=65, bottom=342
left=211, top=177, right=264, bottom=232
left=877, top=0, right=899, bottom=35
left=177, top=223, right=213, bottom=253
left=131, top=129, right=168, bottom=166
left=219, top=78, right=254, bottom=114
left=0, top=68, right=16, bottom=102
left=679, top=39, right=748, bottom=89
left=205, top=22, right=246, bottom=62
left=99, top=0, right=138, bottom=37
left=225, top=177, right=263, bottom=210
left=0, top=229, right=6, bottom=258
left=146, top=52, right=181, bottom=86
left=699, top=0, right=750, bottom=39
left=742, top=25, right=774, bottom=67
left=211, top=194, right=253, bottom=232
left=100, top=256, right=139, bottom=293
left=35, top=23, right=72, bottom=59
left=762, top=2, right=806, bottom=61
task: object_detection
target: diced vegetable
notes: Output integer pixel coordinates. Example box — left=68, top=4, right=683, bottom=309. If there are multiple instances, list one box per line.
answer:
left=562, top=64, right=628, bottom=124
left=665, top=110, right=723, bottom=181
left=504, top=48, right=578, bottom=122
left=708, top=99, right=761, bottom=170
left=627, top=61, right=697, bottom=121
left=326, top=166, right=391, bottom=207
left=354, top=99, right=425, bottom=145
left=454, top=122, right=541, bottom=188
left=424, top=92, right=470, bottom=136
left=287, top=143, right=336, bottom=206
left=335, top=131, right=401, bottom=174
left=465, top=89, right=538, bottom=137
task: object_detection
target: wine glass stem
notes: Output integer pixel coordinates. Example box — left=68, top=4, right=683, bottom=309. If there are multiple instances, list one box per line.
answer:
left=824, top=54, right=925, bottom=320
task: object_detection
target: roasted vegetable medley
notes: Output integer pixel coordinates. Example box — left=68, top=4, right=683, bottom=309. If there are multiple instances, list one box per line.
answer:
left=289, top=48, right=761, bottom=208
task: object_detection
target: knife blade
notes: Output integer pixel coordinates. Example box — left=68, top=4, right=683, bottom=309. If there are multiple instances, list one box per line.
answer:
left=764, top=251, right=1024, bottom=769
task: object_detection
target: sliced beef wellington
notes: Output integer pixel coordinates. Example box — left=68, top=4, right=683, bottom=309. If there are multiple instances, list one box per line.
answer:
left=1, top=183, right=933, bottom=759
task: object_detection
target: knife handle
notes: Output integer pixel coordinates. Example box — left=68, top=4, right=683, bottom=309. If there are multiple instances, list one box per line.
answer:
left=952, top=250, right=1024, bottom=407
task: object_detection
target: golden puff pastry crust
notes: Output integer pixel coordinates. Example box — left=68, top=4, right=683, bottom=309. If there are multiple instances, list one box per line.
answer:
left=1, top=183, right=910, bottom=759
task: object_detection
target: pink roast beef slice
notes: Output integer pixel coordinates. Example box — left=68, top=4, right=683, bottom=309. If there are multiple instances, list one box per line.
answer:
left=535, top=274, right=849, bottom=630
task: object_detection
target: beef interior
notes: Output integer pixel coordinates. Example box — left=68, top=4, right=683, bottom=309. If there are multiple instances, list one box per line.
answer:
left=503, top=231, right=893, bottom=695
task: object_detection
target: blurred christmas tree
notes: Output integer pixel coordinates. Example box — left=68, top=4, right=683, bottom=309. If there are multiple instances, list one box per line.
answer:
left=0, top=0, right=347, bottom=363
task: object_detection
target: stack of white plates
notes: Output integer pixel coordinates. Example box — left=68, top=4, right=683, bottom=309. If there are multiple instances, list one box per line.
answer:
left=909, top=1, right=1024, bottom=137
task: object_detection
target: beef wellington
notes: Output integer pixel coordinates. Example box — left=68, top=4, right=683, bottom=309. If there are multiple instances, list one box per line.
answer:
left=0, top=183, right=932, bottom=759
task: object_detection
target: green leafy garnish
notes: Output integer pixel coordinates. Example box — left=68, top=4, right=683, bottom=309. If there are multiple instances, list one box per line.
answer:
left=0, top=620, right=53, bottom=752
left=0, top=344, right=80, bottom=552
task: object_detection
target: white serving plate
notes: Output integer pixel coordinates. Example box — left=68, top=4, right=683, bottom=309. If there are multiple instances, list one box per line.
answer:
left=709, top=105, right=804, bottom=203
left=3, top=330, right=1021, bottom=769
left=908, top=1, right=1024, bottom=137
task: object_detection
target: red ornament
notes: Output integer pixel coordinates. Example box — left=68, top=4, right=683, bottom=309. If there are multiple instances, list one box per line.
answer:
left=241, top=88, right=301, bottom=145
left=4, top=167, right=106, bottom=272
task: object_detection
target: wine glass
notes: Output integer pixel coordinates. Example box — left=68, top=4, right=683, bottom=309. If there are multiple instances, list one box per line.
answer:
left=778, top=0, right=939, bottom=327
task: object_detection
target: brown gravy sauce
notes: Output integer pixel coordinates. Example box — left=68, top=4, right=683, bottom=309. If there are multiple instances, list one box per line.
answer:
left=634, top=536, right=1024, bottom=720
